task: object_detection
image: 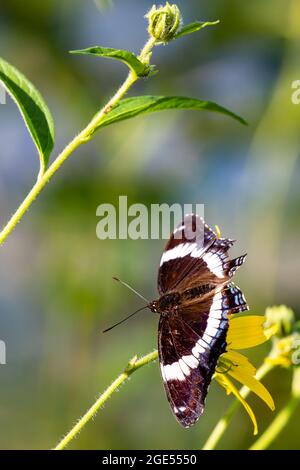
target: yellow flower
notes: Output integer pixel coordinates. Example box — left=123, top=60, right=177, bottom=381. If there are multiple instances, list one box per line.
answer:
left=266, top=334, right=300, bottom=368
left=263, top=305, right=300, bottom=368
left=214, top=314, right=276, bottom=435
left=265, top=305, right=295, bottom=337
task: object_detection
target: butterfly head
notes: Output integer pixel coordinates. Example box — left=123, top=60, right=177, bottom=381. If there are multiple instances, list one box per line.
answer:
left=148, top=300, right=160, bottom=314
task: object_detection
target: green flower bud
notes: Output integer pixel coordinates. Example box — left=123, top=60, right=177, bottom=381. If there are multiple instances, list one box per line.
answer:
left=146, top=3, right=182, bottom=44
left=265, top=305, right=295, bottom=338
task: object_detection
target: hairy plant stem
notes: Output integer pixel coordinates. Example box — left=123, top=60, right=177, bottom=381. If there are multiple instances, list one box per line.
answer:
left=202, top=362, right=274, bottom=450
left=54, top=350, right=158, bottom=450
left=250, top=394, right=299, bottom=450
left=0, top=37, right=156, bottom=246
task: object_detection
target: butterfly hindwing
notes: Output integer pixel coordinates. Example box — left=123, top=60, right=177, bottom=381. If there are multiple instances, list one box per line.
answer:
left=159, top=315, right=209, bottom=427
left=158, top=283, right=248, bottom=427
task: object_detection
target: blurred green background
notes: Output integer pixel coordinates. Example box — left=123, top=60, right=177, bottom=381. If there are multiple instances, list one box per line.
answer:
left=0, top=0, right=299, bottom=450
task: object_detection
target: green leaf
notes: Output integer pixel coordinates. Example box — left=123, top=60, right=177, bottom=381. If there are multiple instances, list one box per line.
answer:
left=96, top=95, right=247, bottom=131
left=0, top=57, right=55, bottom=175
left=174, top=20, right=220, bottom=39
left=70, top=47, right=150, bottom=77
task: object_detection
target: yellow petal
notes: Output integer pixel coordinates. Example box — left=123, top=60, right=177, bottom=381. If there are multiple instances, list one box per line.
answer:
left=222, top=350, right=256, bottom=376
left=225, top=351, right=275, bottom=411
left=215, top=225, right=221, bottom=239
left=214, top=371, right=231, bottom=395
left=215, top=373, right=258, bottom=435
left=227, top=316, right=271, bottom=350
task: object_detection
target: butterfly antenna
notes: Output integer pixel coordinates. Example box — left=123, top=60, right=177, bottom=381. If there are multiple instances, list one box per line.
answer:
left=102, top=306, right=148, bottom=333
left=113, top=277, right=149, bottom=303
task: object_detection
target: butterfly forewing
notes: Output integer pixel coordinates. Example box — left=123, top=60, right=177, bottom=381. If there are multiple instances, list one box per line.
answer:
left=158, top=215, right=245, bottom=295
left=158, top=214, right=216, bottom=295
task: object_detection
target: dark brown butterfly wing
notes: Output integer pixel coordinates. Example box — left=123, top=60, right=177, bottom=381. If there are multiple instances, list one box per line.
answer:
left=158, top=214, right=216, bottom=295
left=158, top=214, right=246, bottom=295
left=158, top=283, right=248, bottom=427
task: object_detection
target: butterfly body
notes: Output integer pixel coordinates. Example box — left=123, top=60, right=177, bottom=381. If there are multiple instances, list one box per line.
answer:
left=153, top=214, right=248, bottom=428
left=150, top=286, right=220, bottom=322
left=152, top=292, right=182, bottom=314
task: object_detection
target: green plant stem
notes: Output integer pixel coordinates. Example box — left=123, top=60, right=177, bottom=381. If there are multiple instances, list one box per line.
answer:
left=54, top=350, right=158, bottom=450
left=0, top=37, right=156, bottom=247
left=202, top=362, right=274, bottom=450
left=249, top=395, right=299, bottom=450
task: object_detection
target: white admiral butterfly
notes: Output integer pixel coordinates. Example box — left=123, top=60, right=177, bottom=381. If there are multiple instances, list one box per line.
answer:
left=149, top=214, right=248, bottom=428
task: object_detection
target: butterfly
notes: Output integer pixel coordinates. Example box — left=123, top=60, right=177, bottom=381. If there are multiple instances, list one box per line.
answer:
left=148, top=214, right=248, bottom=428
